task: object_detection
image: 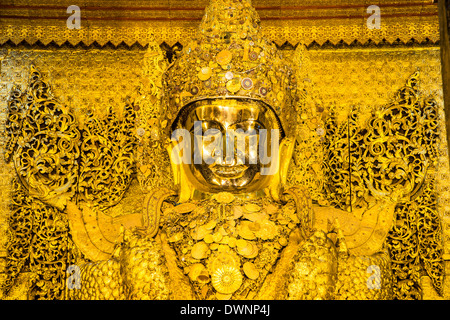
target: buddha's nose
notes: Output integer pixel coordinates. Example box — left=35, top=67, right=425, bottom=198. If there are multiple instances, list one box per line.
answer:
left=217, top=132, right=238, bottom=166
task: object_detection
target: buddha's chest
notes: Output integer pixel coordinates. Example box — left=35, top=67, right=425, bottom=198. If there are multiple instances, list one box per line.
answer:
left=161, top=195, right=300, bottom=300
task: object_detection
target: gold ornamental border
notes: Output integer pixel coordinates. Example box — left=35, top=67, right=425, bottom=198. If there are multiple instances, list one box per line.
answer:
left=0, top=1, right=441, bottom=47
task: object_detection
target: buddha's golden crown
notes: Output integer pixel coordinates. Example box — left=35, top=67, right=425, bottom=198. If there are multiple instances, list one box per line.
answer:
left=162, top=0, right=300, bottom=137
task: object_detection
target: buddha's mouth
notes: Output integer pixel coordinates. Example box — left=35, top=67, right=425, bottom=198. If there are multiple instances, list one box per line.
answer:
left=210, top=164, right=248, bottom=179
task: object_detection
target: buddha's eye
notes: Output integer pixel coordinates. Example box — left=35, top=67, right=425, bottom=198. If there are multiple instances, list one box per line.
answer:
left=189, top=120, right=222, bottom=134
left=233, top=121, right=263, bottom=133
left=203, top=128, right=221, bottom=138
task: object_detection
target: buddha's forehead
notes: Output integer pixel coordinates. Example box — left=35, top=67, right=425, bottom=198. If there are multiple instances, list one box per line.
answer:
left=179, top=99, right=279, bottom=129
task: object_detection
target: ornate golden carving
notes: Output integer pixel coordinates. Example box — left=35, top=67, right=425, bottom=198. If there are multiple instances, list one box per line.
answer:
left=0, top=0, right=446, bottom=301
left=387, top=177, right=444, bottom=299
left=1, top=63, right=143, bottom=298
left=1, top=178, right=80, bottom=299
left=320, top=71, right=444, bottom=299
left=2, top=65, right=443, bottom=300
left=5, top=66, right=80, bottom=211
left=77, top=102, right=137, bottom=209
left=133, top=41, right=173, bottom=193
left=335, top=249, right=393, bottom=300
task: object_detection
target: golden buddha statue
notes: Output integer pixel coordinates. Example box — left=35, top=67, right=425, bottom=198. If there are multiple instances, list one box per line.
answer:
left=61, top=0, right=396, bottom=300
left=2, top=0, right=442, bottom=301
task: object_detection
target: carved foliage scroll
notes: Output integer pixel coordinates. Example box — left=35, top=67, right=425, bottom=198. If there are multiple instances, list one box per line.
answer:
left=5, top=66, right=80, bottom=210
left=78, top=104, right=137, bottom=209
left=3, top=66, right=138, bottom=299
left=322, top=72, right=444, bottom=299
left=387, top=178, right=444, bottom=299
left=2, top=178, right=79, bottom=299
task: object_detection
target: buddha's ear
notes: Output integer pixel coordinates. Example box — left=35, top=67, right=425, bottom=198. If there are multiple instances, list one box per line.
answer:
left=268, top=136, right=295, bottom=201
left=165, top=140, right=184, bottom=194
left=279, top=137, right=295, bottom=186
left=165, top=139, right=194, bottom=203
left=165, top=140, right=180, bottom=184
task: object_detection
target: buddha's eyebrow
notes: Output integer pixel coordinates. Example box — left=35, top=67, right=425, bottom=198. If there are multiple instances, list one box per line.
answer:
left=189, top=119, right=223, bottom=132
left=229, top=119, right=264, bottom=128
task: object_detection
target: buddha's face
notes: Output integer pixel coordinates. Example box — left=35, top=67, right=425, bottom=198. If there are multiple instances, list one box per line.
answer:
left=171, top=99, right=284, bottom=196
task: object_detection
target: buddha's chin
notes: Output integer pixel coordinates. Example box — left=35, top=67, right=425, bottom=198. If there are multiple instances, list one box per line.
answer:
left=203, top=176, right=268, bottom=194
left=188, top=164, right=267, bottom=193
left=210, top=164, right=248, bottom=180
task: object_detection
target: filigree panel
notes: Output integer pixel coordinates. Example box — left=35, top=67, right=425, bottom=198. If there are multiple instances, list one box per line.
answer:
left=1, top=64, right=141, bottom=298
left=131, top=41, right=174, bottom=193
left=77, top=103, right=137, bottom=209
left=1, top=178, right=80, bottom=299
left=387, top=176, right=444, bottom=299
left=321, top=72, right=445, bottom=299
left=4, top=66, right=80, bottom=210
left=338, top=72, right=437, bottom=210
